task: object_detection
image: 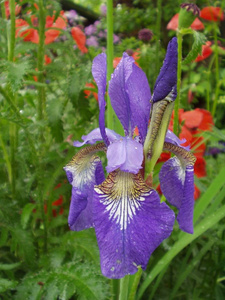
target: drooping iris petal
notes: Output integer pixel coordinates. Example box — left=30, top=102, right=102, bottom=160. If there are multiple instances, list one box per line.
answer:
left=92, top=53, right=109, bottom=145
left=106, top=137, right=143, bottom=174
left=73, top=128, right=121, bottom=147
left=93, top=170, right=175, bottom=279
left=64, top=144, right=105, bottom=230
left=159, top=157, right=194, bottom=234
left=152, top=37, right=178, bottom=103
left=165, top=129, right=190, bottom=151
left=109, top=53, right=151, bottom=139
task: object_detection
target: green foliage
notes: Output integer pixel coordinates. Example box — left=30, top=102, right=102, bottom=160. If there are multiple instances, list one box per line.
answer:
left=183, top=31, right=207, bottom=65
left=15, top=260, right=109, bottom=300
left=0, top=0, right=225, bottom=300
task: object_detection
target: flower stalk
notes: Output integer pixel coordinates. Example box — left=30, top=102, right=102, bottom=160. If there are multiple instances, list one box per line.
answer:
left=37, top=0, right=46, bottom=121
left=211, top=22, right=219, bottom=117
left=173, top=31, right=182, bottom=136
left=8, top=0, right=16, bottom=197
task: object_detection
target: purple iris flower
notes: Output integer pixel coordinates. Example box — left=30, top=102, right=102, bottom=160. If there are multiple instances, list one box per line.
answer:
left=64, top=37, right=196, bottom=279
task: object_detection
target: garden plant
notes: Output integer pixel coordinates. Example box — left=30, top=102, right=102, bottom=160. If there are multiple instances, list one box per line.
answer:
left=0, top=0, right=225, bottom=299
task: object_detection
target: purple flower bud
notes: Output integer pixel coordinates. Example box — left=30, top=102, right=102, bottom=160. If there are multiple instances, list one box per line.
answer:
left=138, top=28, right=153, bottom=42
left=180, top=3, right=200, bottom=16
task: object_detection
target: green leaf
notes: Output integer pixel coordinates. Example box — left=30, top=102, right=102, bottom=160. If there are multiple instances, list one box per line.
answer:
left=0, top=262, right=21, bottom=270
left=20, top=203, right=36, bottom=229
left=4, top=60, right=30, bottom=92
left=68, top=63, right=91, bottom=109
left=15, top=261, right=110, bottom=300
left=137, top=205, right=225, bottom=299
left=183, top=31, right=207, bottom=65
left=46, top=97, right=64, bottom=142
left=0, top=278, right=18, bottom=293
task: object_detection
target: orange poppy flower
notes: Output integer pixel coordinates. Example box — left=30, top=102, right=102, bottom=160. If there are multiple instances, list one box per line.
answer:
left=71, top=27, right=88, bottom=53
left=167, top=13, right=204, bottom=31
left=45, top=12, right=67, bottom=45
left=200, top=6, right=224, bottom=21
left=195, top=41, right=213, bottom=62
left=15, top=19, right=39, bottom=42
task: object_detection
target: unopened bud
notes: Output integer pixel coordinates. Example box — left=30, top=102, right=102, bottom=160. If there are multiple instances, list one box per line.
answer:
left=179, top=3, right=200, bottom=29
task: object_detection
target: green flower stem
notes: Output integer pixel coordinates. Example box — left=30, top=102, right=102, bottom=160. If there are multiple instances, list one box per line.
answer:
left=128, top=267, right=142, bottom=300
left=37, top=0, right=48, bottom=251
left=8, top=0, right=16, bottom=61
left=8, top=0, right=16, bottom=197
left=37, top=0, right=46, bottom=121
left=155, top=0, right=162, bottom=79
left=106, top=0, right=123, bottom=134
left=119, top=275, right=130, bottom=300
left=0, top=132, right=12, bottom=184
left=206, top=55, right=215, bottom=111
left=211, top=23, right=219, bottom=117
left=173, top=31, right=183, bottom=136
left=106, top=0, right=113, bottom=130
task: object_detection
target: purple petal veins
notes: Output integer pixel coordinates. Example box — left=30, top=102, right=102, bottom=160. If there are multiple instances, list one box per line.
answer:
left=93, top=170, right=175, bottom=279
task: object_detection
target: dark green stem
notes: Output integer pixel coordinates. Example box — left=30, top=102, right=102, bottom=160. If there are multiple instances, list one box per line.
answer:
left=8, top=0, right=15, bottom=61
left=37, top=0, right=46, bottom=121
left=173, top=31, right=182, bottom=136
left=106, top=0, right=114, bottom=130
left=206, top=55, right=215, bottom=111
left=119, top=275, right=130, bottom=300
left=155, top=0, right=162, bottom=79
left=106, top=0, right=123, bottom=134
left=128, top=268, right=142, bottom=300
left=211, top=23, right=219, bottom=117
left=8, top=0, right=16, bottom=197
left=37, top=0, right=48, bottom=252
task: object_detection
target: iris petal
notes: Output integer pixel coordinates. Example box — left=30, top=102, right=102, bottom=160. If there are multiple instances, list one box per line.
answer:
left=64, top=144, right=105, bottom=230
left=73, top=128, right=121, bottom=147
left=93, top=170, right=175, bottom=278
left=109, top=53, right=151, bottom=139
left=165, top=129, right=190, bottom=151
left=92, top=53, right=109, bottom=145
left=106, top=137, right=143, bottom=174
left=152, top=37, right=178, bottom=102
left=159, top=157, right=194, bottom=234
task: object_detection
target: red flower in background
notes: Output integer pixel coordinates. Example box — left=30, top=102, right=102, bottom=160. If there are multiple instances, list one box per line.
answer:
left=167, top=13, right=204, bottom=31
left=5, top=1, right=21, bottom=19
left=84, top=83, right=98, bottom=101
left=195, top=41, right=213, bottom=62
left=16, top=19, right=39, bottom=42
left=157, top=108, right=214, bottom=200
left=71, top=27, right=88, bottom=53
left=16, top=11, right=67, bottom=45
left=200, top=6, right=224, bottom=21
left=113, top=51, right=140, bottom=68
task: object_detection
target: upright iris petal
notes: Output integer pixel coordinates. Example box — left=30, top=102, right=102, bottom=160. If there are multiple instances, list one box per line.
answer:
left=92, top=53, right=109, bottom=145
left=93, top=170, right=175, bottom=278
left=152, top=37, right=178, bottom=103
left=109, top=53, right=151, bottom=141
